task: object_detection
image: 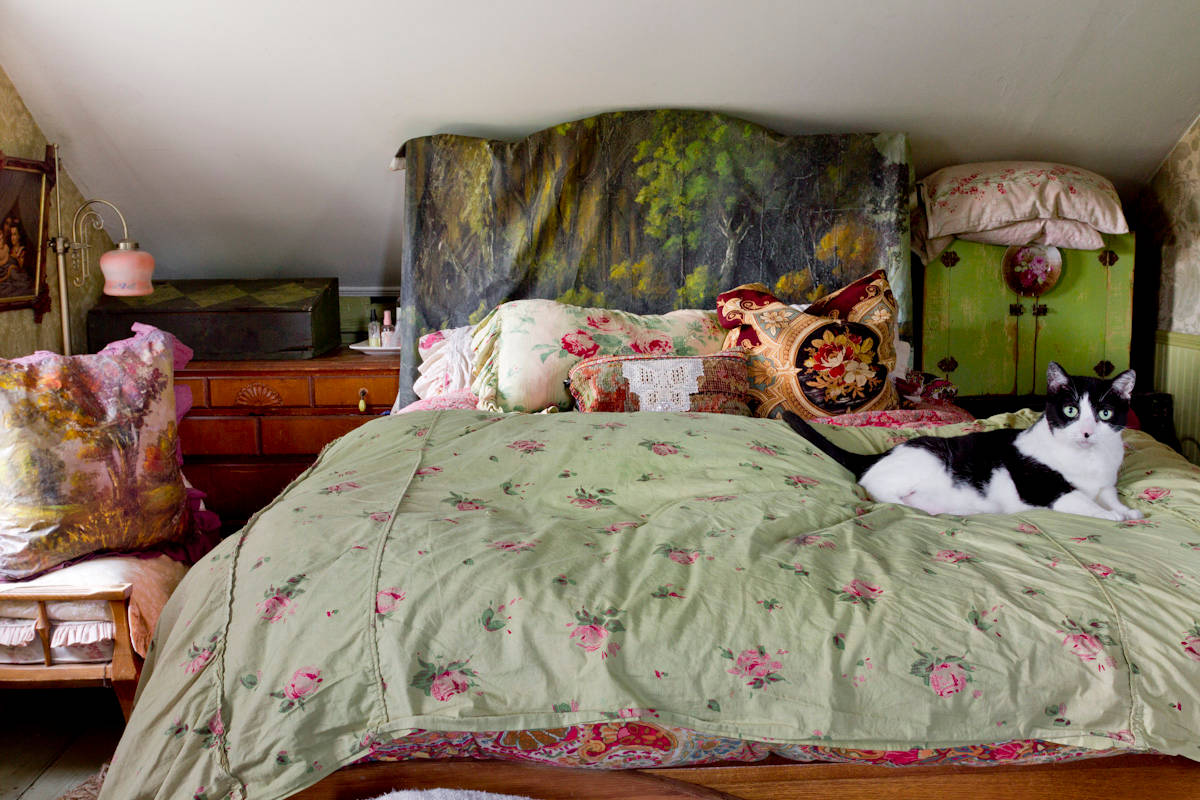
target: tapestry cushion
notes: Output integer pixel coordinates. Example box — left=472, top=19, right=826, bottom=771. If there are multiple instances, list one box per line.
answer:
left=567, top=351, right=751, bottom=415
left=471, top=300, right=726, bottom=412
left=0, top=329, right=188, bottom=579
left=717, top=270, right=898, bottom=419
left=918, top=161, right=1128, bottom=241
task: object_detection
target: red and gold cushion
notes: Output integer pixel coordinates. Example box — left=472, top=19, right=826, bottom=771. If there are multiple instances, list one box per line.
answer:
left=717, top=270, right=898, bottom=419
left=567, top=352, right=751, bottom=415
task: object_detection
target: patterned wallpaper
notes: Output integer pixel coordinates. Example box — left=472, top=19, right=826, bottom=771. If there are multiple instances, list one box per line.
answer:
left=0, top=64, right=107, bottom=359
left=1147, top=114, right=1200, bottom=335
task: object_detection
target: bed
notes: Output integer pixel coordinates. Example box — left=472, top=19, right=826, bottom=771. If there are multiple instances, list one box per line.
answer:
left=97, top=111, right=1200, bottom=800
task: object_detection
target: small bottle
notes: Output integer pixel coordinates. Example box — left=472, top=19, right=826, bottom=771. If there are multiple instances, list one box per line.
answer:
left=367, top=308, right=382, bottom=348
left=381, top=309, right=396, bottom=347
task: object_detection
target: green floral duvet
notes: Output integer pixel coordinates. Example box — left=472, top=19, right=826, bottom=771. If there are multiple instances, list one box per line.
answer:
left=101, top=410, right=1200, bottom=800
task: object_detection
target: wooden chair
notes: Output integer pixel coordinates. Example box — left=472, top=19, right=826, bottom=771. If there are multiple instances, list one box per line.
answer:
left=0, top=583, right=140, bottom=720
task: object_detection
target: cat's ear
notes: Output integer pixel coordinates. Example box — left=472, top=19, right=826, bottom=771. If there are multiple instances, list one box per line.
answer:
left=1111, top=369, right=1136, bottom=400
left=1046, top=361, right=1069, bottom=393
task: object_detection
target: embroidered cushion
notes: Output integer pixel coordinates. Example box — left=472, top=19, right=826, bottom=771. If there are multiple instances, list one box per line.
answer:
left=717, top=270, right=899, bottom=419
left=0, top=329, right=188, bottom=579
left=471, top=300, right=726, bottom=412
left=567, top=351, right=751, bottom=415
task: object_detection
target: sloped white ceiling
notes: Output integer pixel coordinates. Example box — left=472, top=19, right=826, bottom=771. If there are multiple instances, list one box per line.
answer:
left=2, top=0, right=1199, bottom=292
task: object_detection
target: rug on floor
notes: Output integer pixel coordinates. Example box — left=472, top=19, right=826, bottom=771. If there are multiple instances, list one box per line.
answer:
left=55, top=764, right=106, bottom=800
left=366, top=791, right=538, bottom=800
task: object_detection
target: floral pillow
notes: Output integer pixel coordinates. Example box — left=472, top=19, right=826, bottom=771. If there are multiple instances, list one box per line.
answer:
left=918, top=161, right=1128, bottom=242
left=0, top=329, right=188, bottom=579
left=471, top=300, right=726, bottom=412
left=717, top=270, right=899, bottom=419
left=567, top=351, right=751, bottom=415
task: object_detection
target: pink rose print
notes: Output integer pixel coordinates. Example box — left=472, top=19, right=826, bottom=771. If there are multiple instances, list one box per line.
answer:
left=1181, top=627, right=1200, bottom=662
left=507, top=440, right=545, bottom=455
left=1015, top=522, right=1041, bottom=535
left=181, top=633, right=219, bottom=674
left=629, top=332, right=673, bottom=355
left=749, top=443, right=779, bottom=456
left=322, top=481, right=362, bottom=495
left=270, top=666, right=323, bottom=712
left=207, top=712, right=224, bottom=738
left=369, top=511, right=392, bottom=523
left=284, top=667, right=322, bottom=700
left=934, top=550, right=973, bottom=564
left=569, top=487, right=615, bottom=508
left=1086, top=563, right=1113, bottom=578
left=568, top=607, right=626, bottom=658
left=570, top=624, right=610, bottom=652
left=375, top=588, right=406, bottom=615
left=561, top=330, right=599, bottom=358
left=415, top=466, right=442, bottom=477
left=720, top=645, right=785, bottom=689
left=443, top=492, right=487, bottom=511
left=928, top=662, right=968, bottom=697
left=652, top=443, right=678, bottom=455
left=794, top=533, right=836, bottom=549
left=669, top=550, right=700, bottom=565
left=832, top=579, right=883, bottom=607
left=586, top=313, right=623, bottom=332
left=487, top=540, right=538, bottom=553
left=411, top=657, right=478, bottom=700
left=257, top=594, right=292, bottom=623
left=655, top=543, right=703, bottom=564
left=1058, top=617, right=1117, bottom=671
left=430, top=669, right=471, bottom=702
left=603, top=522, right=639, bottom=534
left=910, top=650, right=976, bottom=696
left=1140, top=487, right=1170, bottom=501
left=786, top=475, right=819, bottom=489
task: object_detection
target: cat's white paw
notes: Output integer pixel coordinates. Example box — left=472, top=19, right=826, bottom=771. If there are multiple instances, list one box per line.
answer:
left=1094, top=509, right=1124, bottom=522
left=1121, top=507, right=1145, bottom=521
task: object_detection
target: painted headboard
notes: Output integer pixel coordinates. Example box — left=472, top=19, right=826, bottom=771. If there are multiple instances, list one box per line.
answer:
left=397, top=109, right=911, bottom=403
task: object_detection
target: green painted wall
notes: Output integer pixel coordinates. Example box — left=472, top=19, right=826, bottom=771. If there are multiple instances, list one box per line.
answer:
left=0, top=64, right=110, bottom=359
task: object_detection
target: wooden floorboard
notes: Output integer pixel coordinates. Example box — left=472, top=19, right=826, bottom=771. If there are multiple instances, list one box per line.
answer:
left=0, top=687, right=123, bottom=800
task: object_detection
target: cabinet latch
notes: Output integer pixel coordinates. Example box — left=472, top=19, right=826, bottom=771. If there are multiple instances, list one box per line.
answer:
left=1032, top=303, right=1048, bottom=317
left=1008, top=303, right=1024, bottom=316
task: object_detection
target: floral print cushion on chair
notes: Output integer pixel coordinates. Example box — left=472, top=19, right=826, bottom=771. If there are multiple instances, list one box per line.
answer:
left=717, top=270, right=899, bottom=419
left=0, top=329, right=188, bottom=579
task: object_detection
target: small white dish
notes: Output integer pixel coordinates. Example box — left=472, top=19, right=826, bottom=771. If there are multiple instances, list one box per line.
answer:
left=349, top=341, right=405, bottom=356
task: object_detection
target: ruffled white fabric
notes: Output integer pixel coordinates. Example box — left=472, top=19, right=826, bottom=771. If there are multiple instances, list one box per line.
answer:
left=51, top=620, right=115, bottom=648
left=0, top=618, right=36, bottom=646
left=407, top=325, right=476, bottom=407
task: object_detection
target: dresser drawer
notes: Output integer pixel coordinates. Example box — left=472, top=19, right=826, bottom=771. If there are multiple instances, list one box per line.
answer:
left=209, top=377, right=311, bottom=409
left=313, top=375, right=397, bottom=408
left=183, top=461, right=309, bottom=521
left=261, top=416, right=375, bottom=455
left=179, top=417, right=259, bottom=455
left=176, top=377, right=209, bottom=408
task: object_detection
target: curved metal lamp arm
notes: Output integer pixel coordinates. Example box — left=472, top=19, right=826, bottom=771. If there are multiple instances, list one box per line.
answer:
left=71, top=198, right=130, bottom=246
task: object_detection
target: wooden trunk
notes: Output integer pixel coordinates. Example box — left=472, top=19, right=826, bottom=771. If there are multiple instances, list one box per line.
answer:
left=921, top=235, right=1134, bottom=394
left=86, top=278, right=341, bottom=360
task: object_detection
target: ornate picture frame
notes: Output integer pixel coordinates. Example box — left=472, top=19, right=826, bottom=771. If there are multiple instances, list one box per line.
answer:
left=0, top=145, right=55, bottom=320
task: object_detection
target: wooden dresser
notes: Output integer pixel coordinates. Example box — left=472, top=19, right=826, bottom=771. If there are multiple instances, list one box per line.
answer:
left=177, top=349, right=401, bottom=530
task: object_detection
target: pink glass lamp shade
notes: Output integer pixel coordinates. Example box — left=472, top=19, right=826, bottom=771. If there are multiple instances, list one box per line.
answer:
left=99, top=239, right=155, bottom=296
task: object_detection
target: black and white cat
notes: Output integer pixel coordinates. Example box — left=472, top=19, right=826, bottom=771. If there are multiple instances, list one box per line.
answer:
left=781, top=362, right=1142, bottom=521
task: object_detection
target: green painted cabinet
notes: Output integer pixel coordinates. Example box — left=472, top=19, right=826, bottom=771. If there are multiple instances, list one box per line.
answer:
left=921, top=234, right=1134, bottom=395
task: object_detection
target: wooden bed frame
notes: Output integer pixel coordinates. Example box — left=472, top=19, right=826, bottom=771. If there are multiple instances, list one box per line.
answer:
left=0, top=583, right=140, bottom=720
left=288, top=752, right=1200, bottom=800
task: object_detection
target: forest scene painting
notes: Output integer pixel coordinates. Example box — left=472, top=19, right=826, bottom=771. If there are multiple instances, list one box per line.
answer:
left=0, top=333, right=186, bottom=578
left=398, top=110, right=910, bottom=399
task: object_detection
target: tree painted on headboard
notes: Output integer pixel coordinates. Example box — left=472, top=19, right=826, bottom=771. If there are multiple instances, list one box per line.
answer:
left=398, top=110, right=910, bottom=401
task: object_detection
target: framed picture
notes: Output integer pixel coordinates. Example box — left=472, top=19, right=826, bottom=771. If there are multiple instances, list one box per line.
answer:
left=0, top=146, right=55, bottom=320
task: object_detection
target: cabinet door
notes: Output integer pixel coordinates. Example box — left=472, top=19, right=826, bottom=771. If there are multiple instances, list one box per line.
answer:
left=922, top=244, right=1021, bottom=395
left=1031, top=234, right=1134, bottom=391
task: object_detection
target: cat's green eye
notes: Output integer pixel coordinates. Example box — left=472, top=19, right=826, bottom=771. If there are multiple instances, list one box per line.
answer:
left=1099, top=409, right=1114, bottom=420
left=1063, top=405, right=1079, bottom=418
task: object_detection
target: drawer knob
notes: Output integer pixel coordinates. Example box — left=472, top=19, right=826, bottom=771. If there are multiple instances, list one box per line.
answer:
left=235, top=383, right=283, bottom=407
left=358, top=388, right=368, bottom=412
